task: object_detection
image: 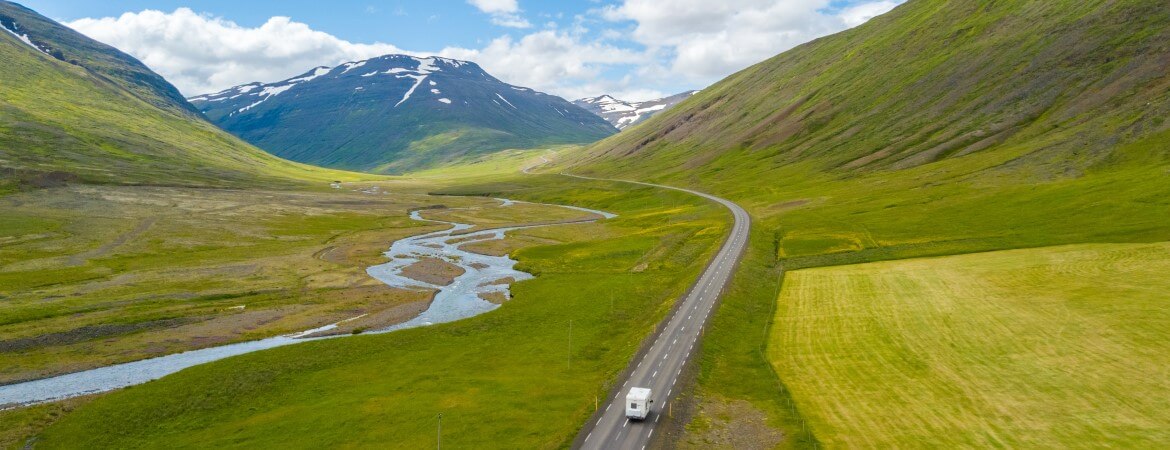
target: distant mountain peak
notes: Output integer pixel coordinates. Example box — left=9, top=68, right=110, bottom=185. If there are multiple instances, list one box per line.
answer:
left=574, top=91, right=699, bottom=130
left=581, top=94, right=619, bottom=104
left=188, top=55, right=506, bottom=115
left=189, top=53, right=616, bottom=174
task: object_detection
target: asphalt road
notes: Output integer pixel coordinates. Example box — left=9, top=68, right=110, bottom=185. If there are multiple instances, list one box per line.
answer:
left=559, top=172, right=752, bottom=450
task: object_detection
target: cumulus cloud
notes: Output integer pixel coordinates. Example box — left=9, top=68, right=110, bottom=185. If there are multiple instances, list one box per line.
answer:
left=466, top=0, right=531, bottom=28
left=601, top=0, right=902, bottom=82
left=65, top=2, right=902, bottom=101
left=437, top=30, right=646, bottom=100
left=67, top=8, right=408, bottom=95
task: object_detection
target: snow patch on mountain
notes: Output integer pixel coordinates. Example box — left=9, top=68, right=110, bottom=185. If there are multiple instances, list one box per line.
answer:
left=2, top=20, right=47, bottom=54
left=186, top=53, right=618, bottom=172
left=495, top=93, right=517, bottom=109
left=232, top=81, right=298, bottom=113
left=340, top=61, right=367, bottom=74
left=574, top=91, right=700, bottom=130
left=289, top=67, right=330, bottom=83
left=190, top=53, right=615, bottom=135
left=415, top=57, right=439, bottom=73
left=394, top=74, right=428, bottom=108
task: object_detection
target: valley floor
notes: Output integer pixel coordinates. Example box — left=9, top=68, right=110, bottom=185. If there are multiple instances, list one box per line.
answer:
left=0, top=184, right=514, bottom=386
left=769, top=243, right=1170, bottom=447
left=0, top=172, right=730, bottom=448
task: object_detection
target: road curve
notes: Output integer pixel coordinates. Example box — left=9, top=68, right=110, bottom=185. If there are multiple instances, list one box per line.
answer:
left=559, top=172, right=751, bottom=450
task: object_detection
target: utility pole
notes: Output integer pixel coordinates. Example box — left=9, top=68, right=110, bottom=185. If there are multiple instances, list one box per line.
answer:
left=437, top=413, right=442, bottom=450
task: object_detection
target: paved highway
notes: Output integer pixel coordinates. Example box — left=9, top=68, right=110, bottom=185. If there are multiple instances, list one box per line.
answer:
left=559, top=171, right=751, bottom=450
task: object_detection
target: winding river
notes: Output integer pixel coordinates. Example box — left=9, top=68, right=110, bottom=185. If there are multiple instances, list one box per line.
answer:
left=0, top=198, right=615, bottom=408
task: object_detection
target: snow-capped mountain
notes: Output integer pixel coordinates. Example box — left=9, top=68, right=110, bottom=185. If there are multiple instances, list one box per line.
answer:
left=573, top=91, right=700, bottom=130
left=190, top=55, right=616, bottom=173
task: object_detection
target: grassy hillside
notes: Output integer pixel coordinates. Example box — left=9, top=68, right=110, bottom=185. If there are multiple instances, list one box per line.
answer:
left=771, top=243, right=1170, bottom=447
left=553, top=0, right=1170, bottom=446
left=575, top=0, right=1170, bottom=181
left=0, top=1, right=195, bottom=116
left=563, top=0, right=1170, bottom=262
left=0, top=2, right=368, bottom=190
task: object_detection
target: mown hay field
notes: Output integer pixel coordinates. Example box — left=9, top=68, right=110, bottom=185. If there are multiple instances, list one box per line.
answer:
left=769, top=242, right=1170, bottom=448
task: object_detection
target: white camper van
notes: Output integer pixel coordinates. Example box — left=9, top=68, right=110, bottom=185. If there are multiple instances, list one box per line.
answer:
left=625, top=387, right=653, bottom=420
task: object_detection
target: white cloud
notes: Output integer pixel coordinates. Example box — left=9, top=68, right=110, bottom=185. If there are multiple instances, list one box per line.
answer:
left=601, top=0, right=902, bottom=82
left=466, top=0, right=531, bottom=28
left=67, top=8, right=407, bottom=95
left=436, top=30, right=648, bottom=100
left=467, top=0, right=518, bottom=14
left=840, top=1, right=901, bottom=27
left=65, top=8, right=647, bottom=100
left=64, top=2, right=902, bottom=102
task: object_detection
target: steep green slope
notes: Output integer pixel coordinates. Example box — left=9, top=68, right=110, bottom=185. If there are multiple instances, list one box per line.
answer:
left=559, top=0, right=1170, bottom=445
left=0, top=1, right=366, bottom=190
left=191, top=55, right=616, bottom=174
left=576, top=0, right=1170, bottom=180
left=567, top=0, right=1170, bottom=265
left=0, top=1, right=196, bottom=116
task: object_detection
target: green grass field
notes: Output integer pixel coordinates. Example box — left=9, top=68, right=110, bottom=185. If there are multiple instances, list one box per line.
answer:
left=769, top=243, right=1170, bottom=448
left=540, top=131, right=1170, bottom=446
left=0, top=180, right=618, bottom=384
left=11, top=174, right=729, bottom=448
left=7, top=1, right=1170, bottom=446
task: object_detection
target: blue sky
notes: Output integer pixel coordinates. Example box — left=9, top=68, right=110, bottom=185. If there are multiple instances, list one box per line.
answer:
left=20, top=0, right=596, bottom=49
left=18, top=0, right=903, bottom=100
